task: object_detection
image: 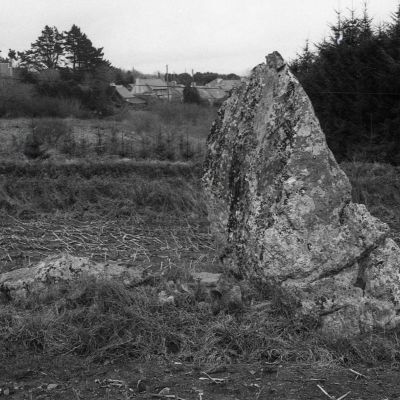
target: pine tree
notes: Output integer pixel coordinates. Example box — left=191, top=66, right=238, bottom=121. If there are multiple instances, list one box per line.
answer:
left=291, top=4, right=400, bottom=164
left=17, top=26, right=64, bottom=71
left=64, top=25, right=107, bottom=73
left=183, top=85, right=201, bottom=104
left=290, top=39, right=314, bottom=75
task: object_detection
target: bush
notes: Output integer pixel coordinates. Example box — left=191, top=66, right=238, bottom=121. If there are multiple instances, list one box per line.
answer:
left=0, top=80, right=35, bottom=117
left=31, top=96, right=84, bottom=118
left=23, top=119, right=74, bottom=158
left=0, top=79, right=86, bottom=118
left=119, top=102, right=214, bottom=161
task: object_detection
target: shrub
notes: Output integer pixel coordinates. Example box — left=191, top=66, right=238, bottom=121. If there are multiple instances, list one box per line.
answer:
left=22, top=119, right=74, bottom=158
left=31, top=96, right=84, bottom=118
left=0, top=80, right=35, bottom=117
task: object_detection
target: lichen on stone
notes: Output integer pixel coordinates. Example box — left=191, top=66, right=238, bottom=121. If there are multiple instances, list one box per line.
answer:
left=203, top=51, right=400, bottom=337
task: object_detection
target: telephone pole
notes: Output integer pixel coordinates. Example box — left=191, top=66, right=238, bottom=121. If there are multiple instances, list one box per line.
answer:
left=166, top=64, right=170, bottom=102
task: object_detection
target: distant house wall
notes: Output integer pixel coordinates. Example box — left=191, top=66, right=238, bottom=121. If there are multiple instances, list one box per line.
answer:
left=0, top=62, right=13, bottom=78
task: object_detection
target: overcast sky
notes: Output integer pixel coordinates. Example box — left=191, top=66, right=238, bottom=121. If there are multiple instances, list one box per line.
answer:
left=0, top=0, right=398, bottom=75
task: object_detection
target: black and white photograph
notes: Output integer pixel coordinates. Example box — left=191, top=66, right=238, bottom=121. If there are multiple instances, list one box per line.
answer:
left=0, top=0, right=400, bottom=398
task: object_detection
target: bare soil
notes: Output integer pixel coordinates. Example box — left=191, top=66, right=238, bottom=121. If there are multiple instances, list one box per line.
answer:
left=1, top=353, right=399, bottom=399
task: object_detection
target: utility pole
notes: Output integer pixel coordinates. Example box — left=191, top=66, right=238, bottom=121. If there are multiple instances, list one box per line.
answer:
left=166, top=64, right=170, bottom=102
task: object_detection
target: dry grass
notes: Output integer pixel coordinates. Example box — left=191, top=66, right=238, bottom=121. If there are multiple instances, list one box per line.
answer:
left=0, top=159, right=204, bottom=217
left=342, top=161, right=400, bottom=240
left=1, top=274, right=399, bottom=366
left=1, top=160, right=400, bottom=368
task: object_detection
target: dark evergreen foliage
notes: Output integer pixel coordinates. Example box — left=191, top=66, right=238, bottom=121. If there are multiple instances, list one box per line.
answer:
left=64, top=25, right=108, bottom=72
left=183, top=85, right=201, bottom=104
left=16, top=26, right=64, bottom=71
left=193, top=71, right=240, bottom=85
left=8, top=25, right=113, bottom=115
left=291, top=5, right=400, bottom=164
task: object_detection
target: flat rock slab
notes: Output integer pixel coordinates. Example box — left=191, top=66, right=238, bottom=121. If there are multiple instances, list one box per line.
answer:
left=191, top=272, right=222, bottom=287
left=0, top=254, right=143, bottom=302
left=0, top=254, right=242, bottom=313
left=203, top=51, right=400, bottom=336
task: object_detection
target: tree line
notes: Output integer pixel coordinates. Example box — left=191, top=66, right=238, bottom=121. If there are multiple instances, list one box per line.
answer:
left=1, top=24, right=241, bottom=117
left=8, top=25, right=106, bottom=73
left=291, top=5, right=400, bottom=165
left=1, top=25, right=116, bottom=116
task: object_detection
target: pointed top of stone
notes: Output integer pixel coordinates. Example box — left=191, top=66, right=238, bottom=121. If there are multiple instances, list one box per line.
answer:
left=265, top=51, right=286, bottom=71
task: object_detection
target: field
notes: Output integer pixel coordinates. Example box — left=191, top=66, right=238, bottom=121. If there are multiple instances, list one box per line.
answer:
left=0, top=111, right=400, bottom=399
left=0, top=103, right=215, bottom=162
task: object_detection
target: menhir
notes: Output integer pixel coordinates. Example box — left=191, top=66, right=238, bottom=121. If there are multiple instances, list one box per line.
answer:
left=203, top=51, right=400, bottom=336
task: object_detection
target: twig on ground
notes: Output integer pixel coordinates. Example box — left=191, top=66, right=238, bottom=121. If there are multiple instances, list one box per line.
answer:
left=337, top=392, right=351, bottom=400
left=349, top=368, right=368, bottom=379
left=200, top=371, right=227, bottom=384
left=317, top=384, right=335, bottom=400
left=317, top=385, right=351, bottom=400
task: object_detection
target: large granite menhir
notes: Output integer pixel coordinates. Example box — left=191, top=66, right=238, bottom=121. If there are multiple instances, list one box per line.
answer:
left=203, top=51, right=400, bottom=336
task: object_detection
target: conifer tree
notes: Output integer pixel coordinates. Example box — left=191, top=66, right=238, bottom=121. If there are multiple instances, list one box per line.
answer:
left=291, top=5, right=399, bottom=162
left=16, top=26, right=64, bottom=71
left=64, top=25, right=107, bottom=73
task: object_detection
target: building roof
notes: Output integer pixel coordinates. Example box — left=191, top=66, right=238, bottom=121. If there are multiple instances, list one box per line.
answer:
left=114, top=85, right=134, bottom=99
left=111, top=84, right=147, bottom=105
left=196, top=86, right=227, bottom=102
left=126, top=97, right=147, bottom=105
left=206, top=79, right=241, bottom=92
left=132, top=78, right=168, bottom=95
left=141, top=78, right=167, bottom=88
left=113, top=79, right=183, bottom=101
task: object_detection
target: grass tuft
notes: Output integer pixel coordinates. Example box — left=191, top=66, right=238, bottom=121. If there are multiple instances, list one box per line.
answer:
left=1, top=275, right=400, bottom=366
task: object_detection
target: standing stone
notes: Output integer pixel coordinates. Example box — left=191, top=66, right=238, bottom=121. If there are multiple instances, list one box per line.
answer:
left=203, top=51, right=400, bottom=336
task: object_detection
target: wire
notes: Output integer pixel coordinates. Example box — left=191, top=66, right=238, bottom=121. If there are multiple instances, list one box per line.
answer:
left=2, top=74, right=400, bottom=97
left=0, top=75, right=232, bottom=90
left=311, top=91, right=400, bottom=96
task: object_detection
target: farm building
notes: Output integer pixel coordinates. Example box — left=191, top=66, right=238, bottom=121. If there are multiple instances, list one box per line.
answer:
left=110, top=84, right=147, bottom=108
left=205, top=78, right=241, bottom=92
left=194, top=85, right=228, bottom=106
left=0, top=62, right=13, bottom=78
left=191, top=78, right=243, bottom=105
left=131, top=78, right=184, bottom=101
